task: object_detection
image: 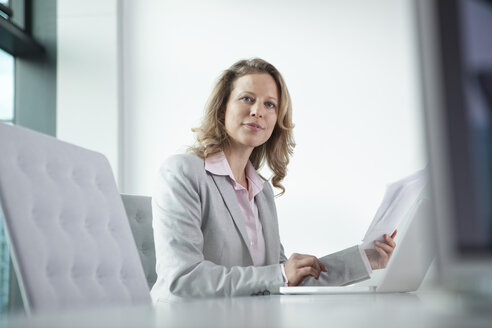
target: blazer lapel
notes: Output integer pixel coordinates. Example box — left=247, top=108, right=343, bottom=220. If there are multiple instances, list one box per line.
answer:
left=210, top=174, right=253, bottom=260
left=255, top=190, right=278, bottom=265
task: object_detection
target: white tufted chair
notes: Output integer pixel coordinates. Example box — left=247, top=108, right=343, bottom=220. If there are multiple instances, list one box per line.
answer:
left=121, top=194, right=156, bottom=289
left=0, top=123, right=151, bottom=313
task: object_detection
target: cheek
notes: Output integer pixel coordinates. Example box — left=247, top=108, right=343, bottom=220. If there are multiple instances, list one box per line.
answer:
left=224, top=109, right=236, bottom=130
left=224, top=105, right=244, bottom=126
left=224, top=112, right=232, bottom=129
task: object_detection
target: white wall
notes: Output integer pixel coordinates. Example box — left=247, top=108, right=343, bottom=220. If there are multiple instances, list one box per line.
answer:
left=57, top=0, right=121, bottom=183
left=58, top=0, right=426, bottom=258
left=120, top=0, right=425, bottom=257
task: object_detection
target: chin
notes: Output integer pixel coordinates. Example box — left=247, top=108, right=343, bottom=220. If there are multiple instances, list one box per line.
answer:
left=233, top=133, right=270, bottom=149
left=245, top=138, right=269, bottom=148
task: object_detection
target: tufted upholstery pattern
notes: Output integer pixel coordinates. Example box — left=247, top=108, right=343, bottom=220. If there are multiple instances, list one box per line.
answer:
left=121, top=194, right=156, bottom=289
left=0, top=123, right=151, bottom=313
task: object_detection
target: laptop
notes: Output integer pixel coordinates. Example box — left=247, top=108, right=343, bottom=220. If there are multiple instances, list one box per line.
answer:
left=280, top=197, right=434, bottom=294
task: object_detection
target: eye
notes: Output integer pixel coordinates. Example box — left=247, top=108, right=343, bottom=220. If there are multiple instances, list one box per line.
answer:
left=265, top=102, right=277, bottom=110
left=240, top=96, right=254, bottom=103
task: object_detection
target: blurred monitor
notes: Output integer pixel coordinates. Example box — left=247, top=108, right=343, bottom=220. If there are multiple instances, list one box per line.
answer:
left=416, top=0, right=492, bottom=295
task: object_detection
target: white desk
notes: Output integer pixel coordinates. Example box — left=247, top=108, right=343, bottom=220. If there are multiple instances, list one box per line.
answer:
left=3, top=289, right=491, bottom=327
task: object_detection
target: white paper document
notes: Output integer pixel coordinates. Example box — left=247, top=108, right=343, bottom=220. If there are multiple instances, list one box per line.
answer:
left=361, top=169, right=427, bottom=250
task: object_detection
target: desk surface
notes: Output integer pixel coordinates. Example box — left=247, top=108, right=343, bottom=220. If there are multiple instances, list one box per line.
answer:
left=2, top=289, right=492, bottom=328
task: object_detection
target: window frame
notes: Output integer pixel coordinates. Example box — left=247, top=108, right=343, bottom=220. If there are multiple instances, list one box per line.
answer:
left=0, top=0, right=44, bottom=58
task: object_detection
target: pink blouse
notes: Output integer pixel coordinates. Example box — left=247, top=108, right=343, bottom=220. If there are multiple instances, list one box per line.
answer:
left=205, top=151, right=267, bottom=266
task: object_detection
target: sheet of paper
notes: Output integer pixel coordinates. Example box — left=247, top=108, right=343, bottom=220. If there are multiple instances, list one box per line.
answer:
left=361, top=168, right=427, bottom=249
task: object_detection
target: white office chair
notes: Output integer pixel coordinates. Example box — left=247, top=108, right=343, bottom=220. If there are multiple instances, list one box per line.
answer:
left=0, top=123, right=151, bottom=313
left=121, top=194, right=157, bottom=289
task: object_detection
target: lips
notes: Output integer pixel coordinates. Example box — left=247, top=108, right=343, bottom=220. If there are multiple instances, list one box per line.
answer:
left=244, top=122, right=263, bottom=130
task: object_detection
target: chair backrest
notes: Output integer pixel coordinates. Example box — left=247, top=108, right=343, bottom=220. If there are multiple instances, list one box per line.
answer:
left=0, top=123, right=151, bottom=313
left=120, top=194, right=156, bottom=289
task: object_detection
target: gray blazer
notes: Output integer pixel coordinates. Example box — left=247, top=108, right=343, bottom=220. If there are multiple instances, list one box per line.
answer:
left=150, top=153, right=369, bottom=302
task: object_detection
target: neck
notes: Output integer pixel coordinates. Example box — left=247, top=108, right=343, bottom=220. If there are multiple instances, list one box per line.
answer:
left=224, top=144, right=253, bottom=185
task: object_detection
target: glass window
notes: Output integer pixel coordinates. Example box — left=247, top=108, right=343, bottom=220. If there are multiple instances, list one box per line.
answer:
left=0, top=49, right=14, bottom=122
left=0, top=47, right=13, bottom=313
left=0, top=211, right=8, bottom=314
left=0, top=1, right=10, bottom=20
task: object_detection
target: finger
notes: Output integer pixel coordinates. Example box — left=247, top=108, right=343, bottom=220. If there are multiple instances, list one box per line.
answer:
left=311, top=258, right=321, bottom=273
left=319, top=261, right=327, bottom=272
left=296, top=255, right=318, bottom=268
left=383, top=235, right=396, bottom=248
left=297, top=258, right=321, bottom=273
left=375, top=241, right=394, bottom=254
left=374, top=247, right=388, bottom=268
left=391, top=230, right=397, bottom=239
left=311, top=264, right=322, bottom=278
left=299, top=266, right=320, bottom=280
left=376, top=246, right=388, bottom=262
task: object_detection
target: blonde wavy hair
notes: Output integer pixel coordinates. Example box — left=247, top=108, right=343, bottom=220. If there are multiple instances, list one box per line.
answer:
left=189, top=58, right=295, bottom=196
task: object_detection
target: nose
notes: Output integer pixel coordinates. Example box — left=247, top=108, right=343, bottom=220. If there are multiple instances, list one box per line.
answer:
left=250, top=102, right=264, bottom=118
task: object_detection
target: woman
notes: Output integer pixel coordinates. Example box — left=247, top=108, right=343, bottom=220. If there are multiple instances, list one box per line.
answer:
left=150, top=58, right=396, bottom=302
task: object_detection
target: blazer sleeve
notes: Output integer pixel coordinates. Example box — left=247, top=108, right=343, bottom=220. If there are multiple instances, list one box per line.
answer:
left=300, top=246, right=370, bottom=286
left=279, top=242, right=288, bottom=263
left=151, top=155, right=284, bottom=300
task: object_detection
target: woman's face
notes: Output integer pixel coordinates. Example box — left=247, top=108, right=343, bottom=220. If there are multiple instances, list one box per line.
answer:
left=224, top=73, right=278, bottom=153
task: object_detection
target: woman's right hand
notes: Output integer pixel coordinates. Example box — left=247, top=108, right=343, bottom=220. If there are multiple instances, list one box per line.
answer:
left=284, top=253, right=328, bottom=286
